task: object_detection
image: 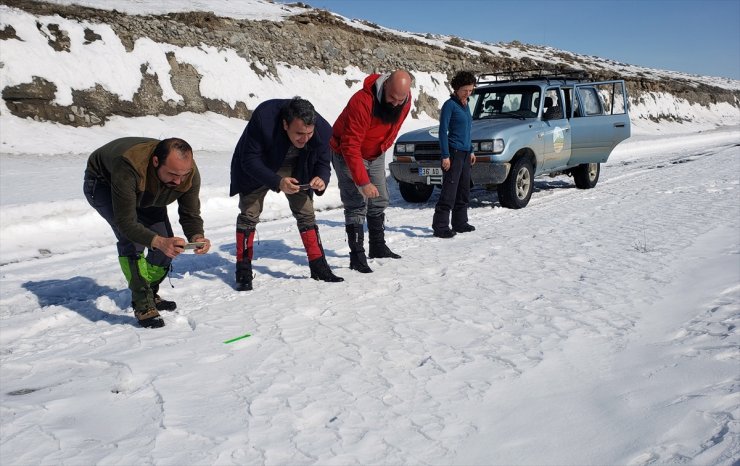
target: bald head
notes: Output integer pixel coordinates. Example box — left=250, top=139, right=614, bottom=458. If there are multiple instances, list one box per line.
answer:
left=384, top=70, right=411, bottom=106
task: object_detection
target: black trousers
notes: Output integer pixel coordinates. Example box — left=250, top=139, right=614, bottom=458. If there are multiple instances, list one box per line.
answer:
left=432, top=149, right=471, bottom=232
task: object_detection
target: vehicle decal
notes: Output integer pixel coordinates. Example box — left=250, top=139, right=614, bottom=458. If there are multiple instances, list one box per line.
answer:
left=552, top=126, right=565, bottom=153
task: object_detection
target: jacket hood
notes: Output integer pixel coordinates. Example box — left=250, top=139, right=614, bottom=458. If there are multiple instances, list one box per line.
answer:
left=367, top=72, right=410, bottom=107
left=362, top=73, right=381, bottom=98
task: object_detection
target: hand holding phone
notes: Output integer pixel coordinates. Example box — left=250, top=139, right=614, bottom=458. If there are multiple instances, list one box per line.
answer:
left=183, top=241, right=206, bottom=250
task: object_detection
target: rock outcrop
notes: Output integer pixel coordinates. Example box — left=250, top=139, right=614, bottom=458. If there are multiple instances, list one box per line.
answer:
left=1, top=0, right=738, bottom=127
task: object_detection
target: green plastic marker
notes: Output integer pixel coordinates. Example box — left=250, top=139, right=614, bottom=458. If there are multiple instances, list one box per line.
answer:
left=224, top=333, right=251, bottom=344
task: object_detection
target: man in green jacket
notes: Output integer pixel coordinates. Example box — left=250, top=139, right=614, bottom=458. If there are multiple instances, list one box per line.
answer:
left=84, top=137, right=211, bottom=328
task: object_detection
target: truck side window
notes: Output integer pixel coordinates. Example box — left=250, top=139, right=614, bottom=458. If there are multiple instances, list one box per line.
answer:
left=543, top=88, right=563, bottom=120
left=579, top=87, right=603, bottom=116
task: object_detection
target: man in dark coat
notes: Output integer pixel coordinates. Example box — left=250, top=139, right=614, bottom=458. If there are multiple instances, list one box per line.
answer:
left=84, top=137, right=211, bottom=328
left=230, top=97, right=343, bottom=291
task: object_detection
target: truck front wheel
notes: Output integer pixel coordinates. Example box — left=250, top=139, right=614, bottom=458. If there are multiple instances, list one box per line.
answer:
left=399, top=182, right=434, bottom=203
left=497, top=158, right=534, bottom=209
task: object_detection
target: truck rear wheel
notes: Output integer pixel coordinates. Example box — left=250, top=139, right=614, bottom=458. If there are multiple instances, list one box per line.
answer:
left=573, top=163, right=600, bottom=189
left=399, top=182, right=434, bottom=203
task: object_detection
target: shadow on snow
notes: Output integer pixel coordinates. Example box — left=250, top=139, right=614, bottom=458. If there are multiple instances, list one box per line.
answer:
left=22, top=277, right=138, bottom=326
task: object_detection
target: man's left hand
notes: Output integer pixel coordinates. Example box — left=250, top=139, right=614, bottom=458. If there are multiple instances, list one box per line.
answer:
left=309, top=176, right=325, bottom=192
left=190, top=235, right=211, bottom=254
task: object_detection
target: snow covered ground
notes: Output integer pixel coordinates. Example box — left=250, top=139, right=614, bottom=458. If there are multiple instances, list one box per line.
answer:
left=1, top=121, right=738, bottom=464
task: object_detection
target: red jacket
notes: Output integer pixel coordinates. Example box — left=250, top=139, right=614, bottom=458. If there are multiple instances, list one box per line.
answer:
left=330, top=73, right=412, bottom=186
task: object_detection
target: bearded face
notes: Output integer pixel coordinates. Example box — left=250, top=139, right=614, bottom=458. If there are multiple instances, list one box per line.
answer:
left=373, top=85, right=406, bottom=124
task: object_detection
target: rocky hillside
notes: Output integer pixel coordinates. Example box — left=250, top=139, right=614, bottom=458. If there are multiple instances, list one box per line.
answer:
left=1, top=0, right=739, bottom=127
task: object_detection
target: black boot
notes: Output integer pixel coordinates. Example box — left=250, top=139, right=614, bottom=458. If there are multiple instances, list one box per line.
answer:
left=346, top=223, right=372, bottom=273
left=300, top=225, right=344, bottom=283
left=367, top=214, right=401, bottom=259
left=153, top=294, right=177, bottom=311
left=236, top=227, right=255, bottom=291
left=151, top=279, right=176, bottom=311
left=309, top=256, right=344, bottom=282
left=236, top=262, right=253, bottom=291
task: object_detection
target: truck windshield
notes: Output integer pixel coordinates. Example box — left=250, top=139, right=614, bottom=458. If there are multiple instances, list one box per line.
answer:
left=472, top=85, right=540, bottom=120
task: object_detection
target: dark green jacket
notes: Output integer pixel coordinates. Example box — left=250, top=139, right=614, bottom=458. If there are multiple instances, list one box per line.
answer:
left=86, top=137, right=204, bottom=247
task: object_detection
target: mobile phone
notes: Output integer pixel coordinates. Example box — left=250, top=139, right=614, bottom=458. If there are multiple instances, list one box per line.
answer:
left=183, top=241, right=206, bottom=250
left=298, top=184, right=311, bottom=190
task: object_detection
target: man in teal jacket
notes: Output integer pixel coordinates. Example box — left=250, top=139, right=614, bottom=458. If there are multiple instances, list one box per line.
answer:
left=84, top=137, right=211, bottom=328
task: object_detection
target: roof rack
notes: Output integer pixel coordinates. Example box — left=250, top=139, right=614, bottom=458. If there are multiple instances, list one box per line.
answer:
left=477, top=69, right=590, bottom=85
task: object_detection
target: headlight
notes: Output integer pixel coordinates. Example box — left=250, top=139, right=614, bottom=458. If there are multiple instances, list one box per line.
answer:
left=395, top=143, right=415, bottom=154
left=493, top=139, right=504, bottom=153
left=478, top=139, right=504, bottom=154
left=471, top=142, right=479, bottom=152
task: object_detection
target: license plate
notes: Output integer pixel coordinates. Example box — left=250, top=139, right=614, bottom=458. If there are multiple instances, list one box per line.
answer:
left=419, top=167, right=442, bottom=176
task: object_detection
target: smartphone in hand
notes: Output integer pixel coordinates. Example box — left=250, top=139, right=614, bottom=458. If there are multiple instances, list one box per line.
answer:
left=298, top=184, right=311, bottom=190
left=183, top=241, right=206, bottom=250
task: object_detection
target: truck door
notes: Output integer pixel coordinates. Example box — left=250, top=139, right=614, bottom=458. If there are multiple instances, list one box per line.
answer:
left=540, top=87, right=571, bottom=171
left=568, top=80, right=631, bottom=166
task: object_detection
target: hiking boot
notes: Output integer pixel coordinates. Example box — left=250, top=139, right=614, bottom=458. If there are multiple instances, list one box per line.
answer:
left=346, top=224, right=373, bottom=273
left=433, top=229, right=456, bottom=239
left=349, top=252, right=373, bottom=273
left=236, top=260, right=254, bottom=291
left=453, top=224, right=476, bottom=233
left=236, top=227, right=255, bottom=291
left=154, top=294, right=177, bottom=311
left=367, top=214, right=401, bottom=259
left=134, top=308, right=165, bottom=328
left=236, top=280, right=253, bottom=292
left=309, top=257, right=344, bottom=282
left=368, top=243, right=402, bottom=259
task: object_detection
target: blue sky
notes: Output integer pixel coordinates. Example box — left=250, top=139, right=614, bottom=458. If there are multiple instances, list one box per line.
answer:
left=292, top=0, right=740, bottom=80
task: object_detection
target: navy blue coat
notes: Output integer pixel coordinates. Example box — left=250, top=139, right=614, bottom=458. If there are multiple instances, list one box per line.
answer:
left=229, top=99, right=332, bottom=196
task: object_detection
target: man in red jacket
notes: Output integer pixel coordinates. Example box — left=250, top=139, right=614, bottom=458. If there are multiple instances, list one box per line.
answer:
left=330, top=69, right=412, bottom=273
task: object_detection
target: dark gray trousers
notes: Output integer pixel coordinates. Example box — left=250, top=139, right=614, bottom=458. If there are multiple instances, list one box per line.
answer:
left=432, top=149, right=471, bottom=231
left=331, top=151, right=389, bottom=225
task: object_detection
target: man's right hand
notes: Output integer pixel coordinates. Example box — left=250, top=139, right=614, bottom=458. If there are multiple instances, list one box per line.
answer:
left=360, top=183, right=380, bottom=199
left=152, top=235, right=186, bottom=259
left=279, top=177, right=301, bottom=194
